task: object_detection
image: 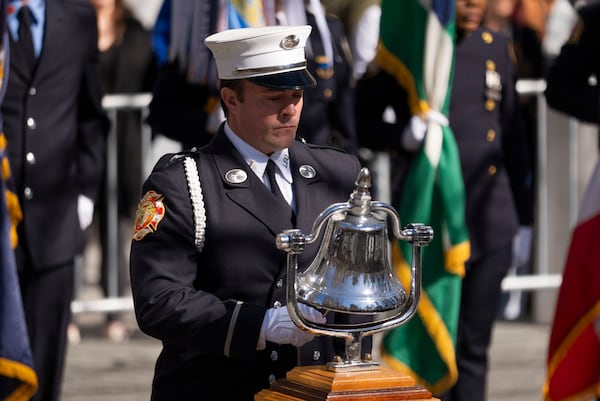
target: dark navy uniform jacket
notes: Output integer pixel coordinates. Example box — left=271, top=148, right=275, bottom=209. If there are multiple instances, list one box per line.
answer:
left=299, top=11, right=358, bottom=155
left=450, top=27, right=533, bottom=262
left=545, top=3, right=600, bottom=123
left=130, top=126, right=368, bottom=400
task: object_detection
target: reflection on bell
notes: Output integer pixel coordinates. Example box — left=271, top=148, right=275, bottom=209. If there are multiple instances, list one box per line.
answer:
left=297, top=216, right=406, bottom=314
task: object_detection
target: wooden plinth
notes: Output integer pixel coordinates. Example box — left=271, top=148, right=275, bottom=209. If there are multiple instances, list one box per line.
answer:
left=255, top=365, right=439, bottom=401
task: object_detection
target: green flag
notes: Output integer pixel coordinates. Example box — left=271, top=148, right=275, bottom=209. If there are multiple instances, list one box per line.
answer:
left=377, top=0, right=471, bottom=394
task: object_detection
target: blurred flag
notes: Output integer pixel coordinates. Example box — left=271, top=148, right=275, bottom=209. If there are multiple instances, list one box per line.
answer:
left=543, top=161, right=600, bottom=401
left=0, top=131, right=37, bottom=400
left=228, top=0, right=270, bottom=28
left=0, top=3, right=38, bottom=395
left=376, top=0, right=470, bottom=395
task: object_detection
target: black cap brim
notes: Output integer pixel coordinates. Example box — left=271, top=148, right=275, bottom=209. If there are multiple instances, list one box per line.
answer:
left=248, top=69, right=317, bottom=90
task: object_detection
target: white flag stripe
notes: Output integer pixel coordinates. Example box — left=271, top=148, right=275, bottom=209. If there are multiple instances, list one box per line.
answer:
left=423, top=13, right=453, bottom=110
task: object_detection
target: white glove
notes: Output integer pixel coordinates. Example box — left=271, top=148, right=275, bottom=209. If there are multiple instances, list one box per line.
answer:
left=512, top=225, right=533, bottom=267
left=401, top=111, right=450, bottom=152
left=77, top=194, right=94, bottom=230
left=401, top=115, right=428, bottom=151
left=257, top=303, right=326, bottom=350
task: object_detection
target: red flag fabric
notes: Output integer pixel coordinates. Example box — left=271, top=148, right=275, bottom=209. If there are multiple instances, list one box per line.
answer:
left=544, top=161, right=600, bottom=401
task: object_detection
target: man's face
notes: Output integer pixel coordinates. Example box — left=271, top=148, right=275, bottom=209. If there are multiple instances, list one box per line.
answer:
left=456, top=0, right=488, bottom=34
left=223, top=80, right=304, bottom=155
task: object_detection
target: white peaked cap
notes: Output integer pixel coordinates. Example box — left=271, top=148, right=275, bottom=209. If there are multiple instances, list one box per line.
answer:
left=204, top=25, right=317, bottom=89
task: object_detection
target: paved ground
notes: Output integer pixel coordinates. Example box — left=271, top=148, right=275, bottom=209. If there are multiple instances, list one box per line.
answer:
left=60, top=311, right=550, bottom=401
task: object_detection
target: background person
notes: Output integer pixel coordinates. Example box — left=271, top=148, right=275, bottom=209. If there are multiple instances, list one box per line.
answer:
left=276, top=0, right=359, bottom=154
left=441, top=0, right=534, bottom=399
left=544, top=2, right=600, bottom=124
left=2, top=0, right=109, bottom=400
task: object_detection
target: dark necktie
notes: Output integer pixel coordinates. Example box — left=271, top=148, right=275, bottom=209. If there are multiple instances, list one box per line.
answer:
left=265, top=160, right=289, bottom=207
left=17, top=6, right=36, bottom=73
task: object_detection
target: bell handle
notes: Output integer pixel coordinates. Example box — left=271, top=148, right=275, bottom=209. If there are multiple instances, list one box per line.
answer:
left=276, top=202, right=352, bottom=254
left=370, top=202, right=405, bottom=240
left=305, top=202, right=352, bottom=245
left=277, top=203, right=351, bottom=254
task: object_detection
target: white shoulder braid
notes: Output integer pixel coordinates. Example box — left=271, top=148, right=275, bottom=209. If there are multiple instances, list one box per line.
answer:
left=183, top=157, right=206, bottom=252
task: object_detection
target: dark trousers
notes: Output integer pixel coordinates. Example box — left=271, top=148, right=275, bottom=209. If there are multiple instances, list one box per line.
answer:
left=17, top=247, right=74, bottom=401
left=441, top=244, right=512, bottom=401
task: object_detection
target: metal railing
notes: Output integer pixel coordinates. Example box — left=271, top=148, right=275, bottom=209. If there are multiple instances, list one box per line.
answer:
left=73, top=93, right=152, bottom=314
left=504, top=79, right=564, bottom=292
left=72, top=80, right=573, bottom=314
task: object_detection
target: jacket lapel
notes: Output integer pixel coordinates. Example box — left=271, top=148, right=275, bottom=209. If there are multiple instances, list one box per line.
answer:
left=289, top=142, right=330, bottom=235
left=8, top=31, right=31, bottom=83
left=209, top=131, right=294, bottom=236
left=34, top=0, right=67, bottom=78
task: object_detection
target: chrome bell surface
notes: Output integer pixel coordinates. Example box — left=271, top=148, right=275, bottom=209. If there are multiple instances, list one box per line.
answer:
left=296, top=197, right=407, bottom=314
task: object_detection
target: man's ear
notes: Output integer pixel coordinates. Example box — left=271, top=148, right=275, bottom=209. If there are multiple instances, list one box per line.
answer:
left=221, top=87, right=238, bottom=114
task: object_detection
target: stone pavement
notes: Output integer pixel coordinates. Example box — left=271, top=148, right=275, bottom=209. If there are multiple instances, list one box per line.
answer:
left=61, top=311, right=550, bottom=401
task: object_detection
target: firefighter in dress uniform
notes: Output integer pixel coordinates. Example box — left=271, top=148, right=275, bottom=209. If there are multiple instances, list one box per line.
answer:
left=129, top=25, right=370, bottom=401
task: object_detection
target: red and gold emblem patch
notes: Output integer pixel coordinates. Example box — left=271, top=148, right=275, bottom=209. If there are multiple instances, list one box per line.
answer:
left=132, top=190, right=166, bottom=241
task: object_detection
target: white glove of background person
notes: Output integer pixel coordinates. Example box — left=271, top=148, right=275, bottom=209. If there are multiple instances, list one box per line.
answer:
left=401, top=114, right=428, bottom=151
left=257, top=303, right=326, bottom=350
left=512, top=225, right=533, bottom=267
left=77, top=194, right=94, bottom=231
left=401, top=111, right=450, bottom=152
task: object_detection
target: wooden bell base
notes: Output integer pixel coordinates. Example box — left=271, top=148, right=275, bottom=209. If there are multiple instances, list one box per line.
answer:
left=255, top=365, right=439, bottom=401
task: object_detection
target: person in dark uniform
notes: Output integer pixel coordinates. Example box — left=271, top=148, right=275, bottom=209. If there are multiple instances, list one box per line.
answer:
left=441, top=0, right=534, bottom=400
left=129, top=25, right=370, bottom=401
left=2, top=1, right=109, bottom=401
left=545, top=2, right=600, bottom=124
left=291, top=0, right=359, bottom=155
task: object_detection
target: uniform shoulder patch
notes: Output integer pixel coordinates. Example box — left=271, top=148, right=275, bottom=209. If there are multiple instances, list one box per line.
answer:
left=132, top=190, right=166, bottom=241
